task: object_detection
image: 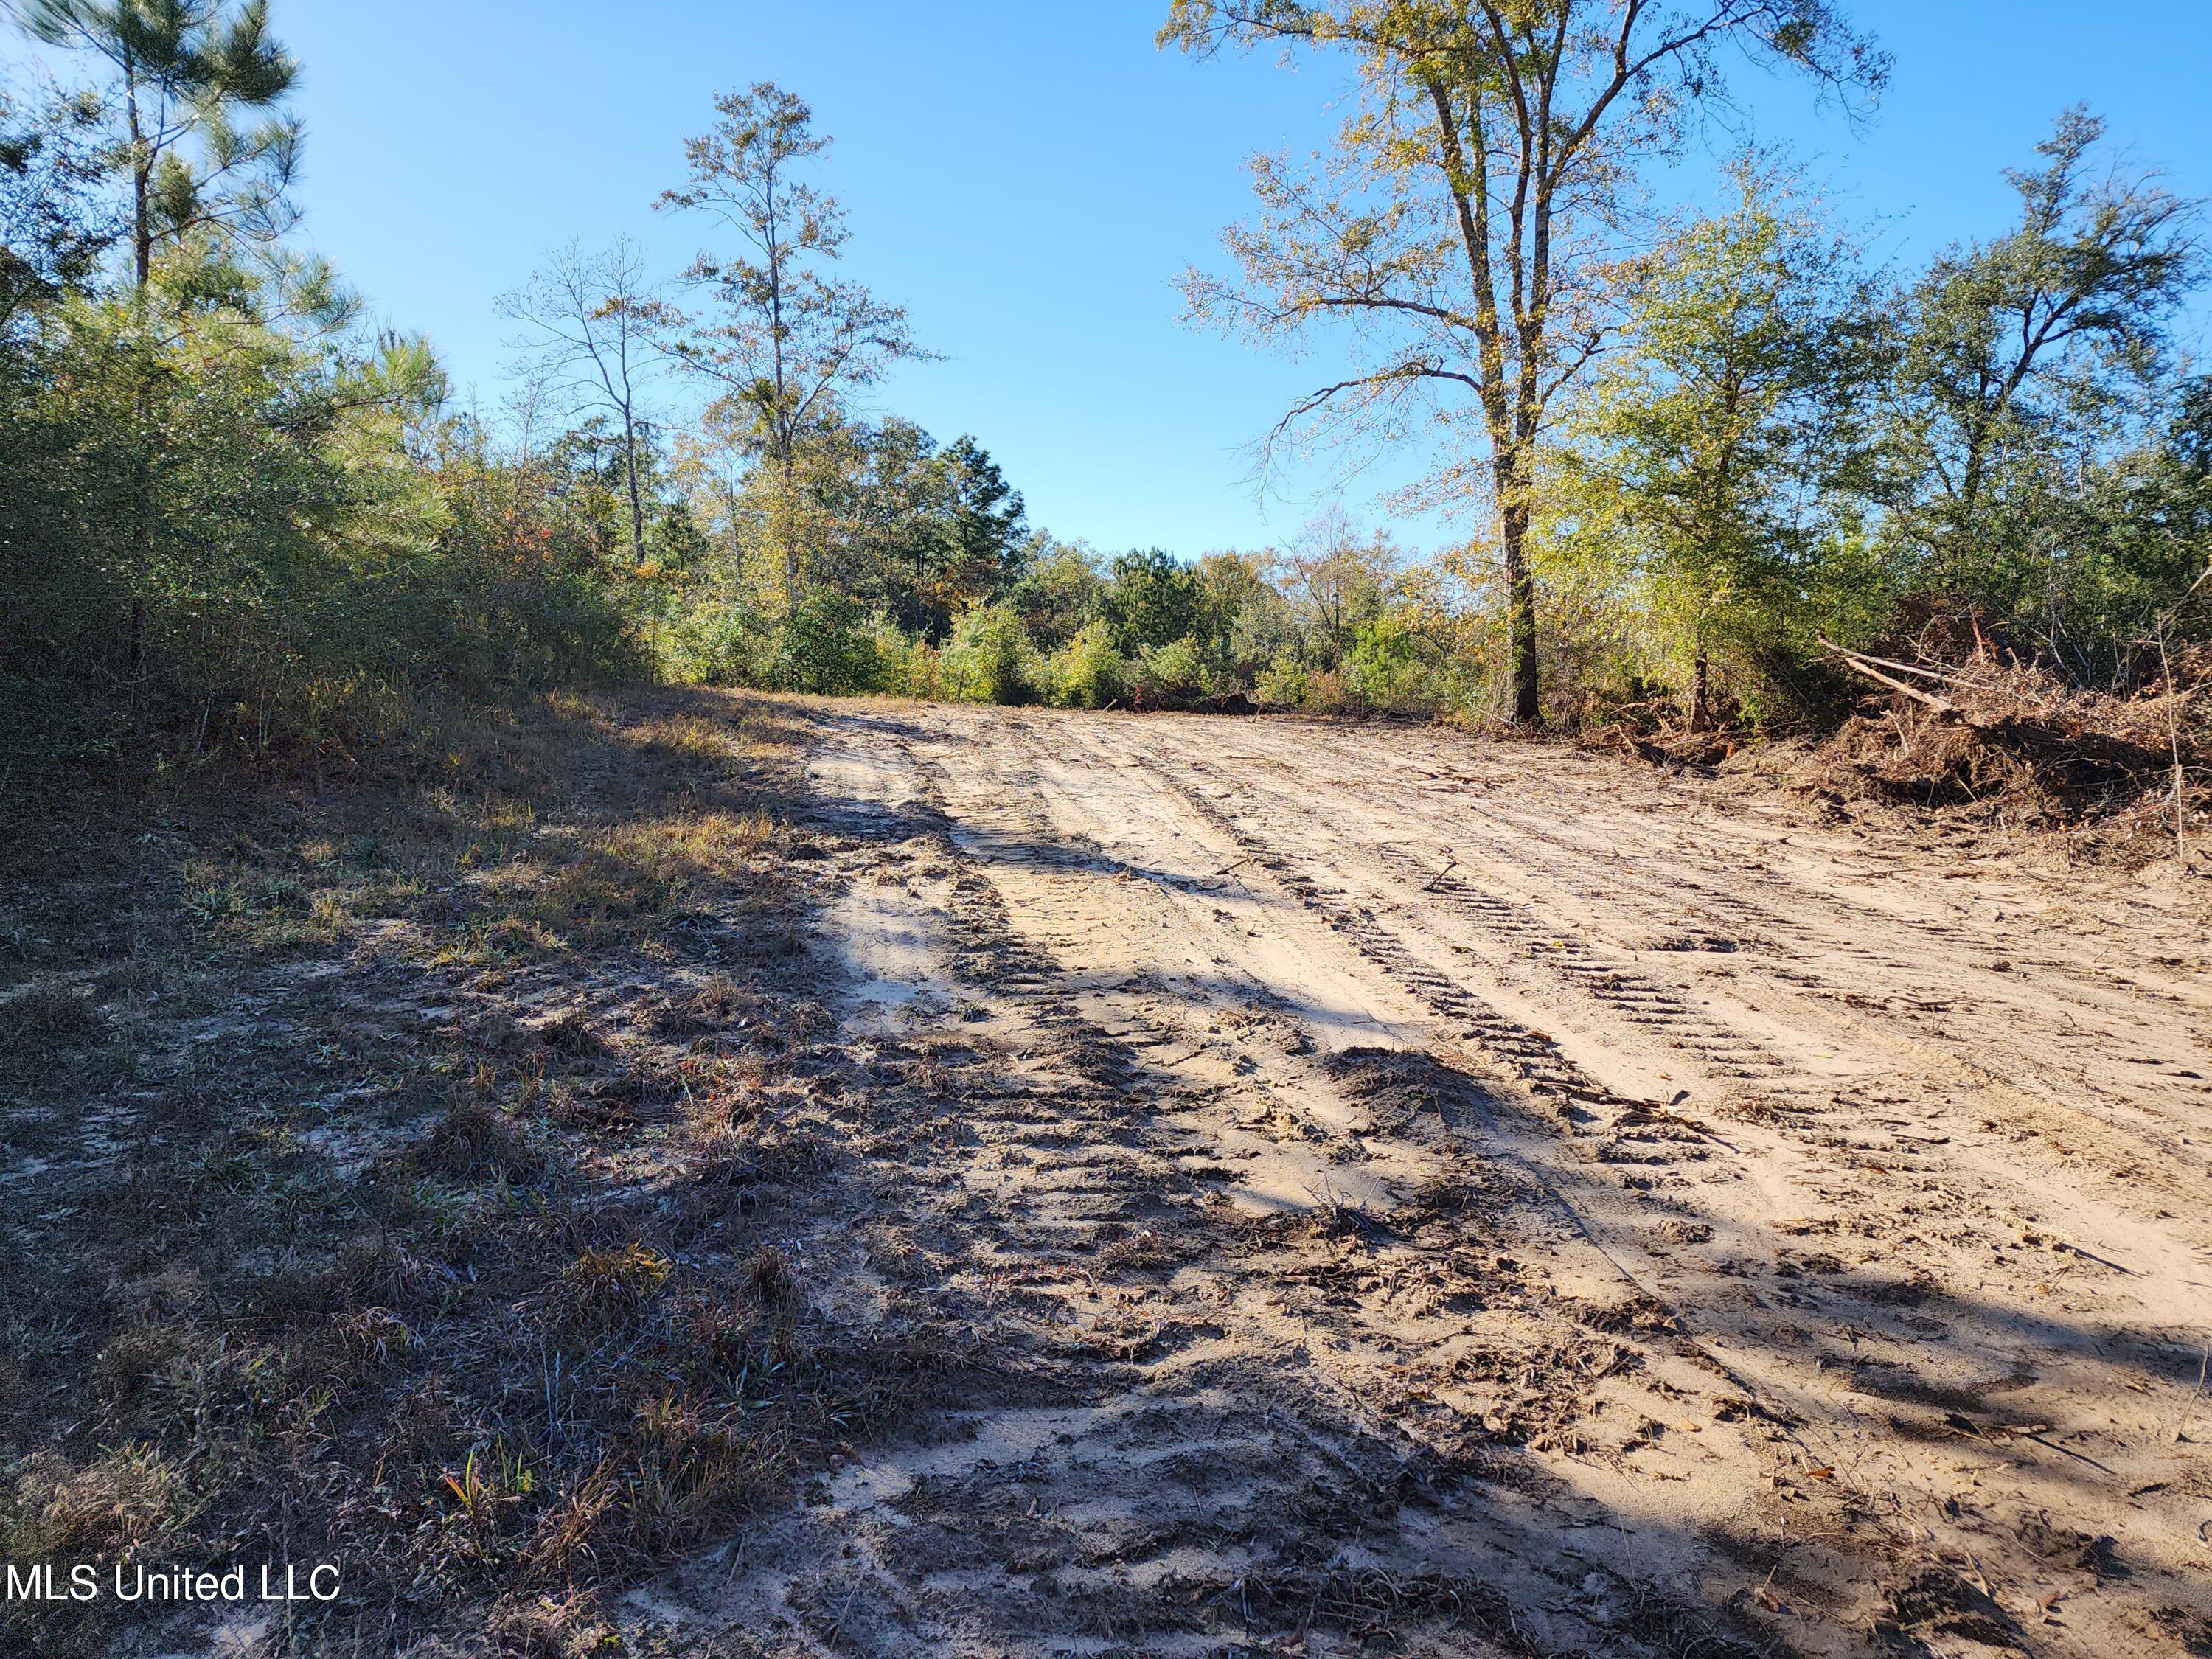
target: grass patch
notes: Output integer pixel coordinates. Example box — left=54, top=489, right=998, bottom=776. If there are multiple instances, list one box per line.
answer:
left=0, top=688, right=926, bottom=1655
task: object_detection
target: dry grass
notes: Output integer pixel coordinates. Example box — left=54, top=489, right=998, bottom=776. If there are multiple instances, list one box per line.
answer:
left=414, top=1093, right=543, bottom=1179
left=0, top=975, right=106, bottom=1040
left=0, top=688, right=935, bottom=1655
left=647, top=972, right=768, bottom=1038
left=1, top=1444, right=197, bottom=1563
left=550, top=1244, right=674, bottom=1335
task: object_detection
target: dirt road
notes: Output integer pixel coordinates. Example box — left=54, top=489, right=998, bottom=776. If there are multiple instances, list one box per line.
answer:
left=669, top=699, right=2212, bottom=1656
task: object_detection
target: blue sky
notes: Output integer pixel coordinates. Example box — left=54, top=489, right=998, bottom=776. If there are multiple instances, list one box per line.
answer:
left=9, top=1, right=2210, bottom=555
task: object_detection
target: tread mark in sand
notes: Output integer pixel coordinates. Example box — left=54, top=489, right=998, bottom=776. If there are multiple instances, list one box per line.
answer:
left=1363, top=840, right=1787, bottom=1083
left=1140, top=757, right=1868, bottom=1466
left=1149, top=757, right=1637, bottom=1112
left=815, top=721, right=1877, bottom=1546
left=1197, top=748, right=1807, bottom=1090
left=1179, top=743, right=2212, bottom=1176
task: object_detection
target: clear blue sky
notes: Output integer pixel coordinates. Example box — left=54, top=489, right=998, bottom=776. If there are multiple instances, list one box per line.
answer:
left=9, top=1, right=2211, bottom=555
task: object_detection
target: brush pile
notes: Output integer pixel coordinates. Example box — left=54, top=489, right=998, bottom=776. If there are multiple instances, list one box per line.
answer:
left=1579, top=694, right=1749, bottom=768
left=1792, top=607, right=2208, bottom=864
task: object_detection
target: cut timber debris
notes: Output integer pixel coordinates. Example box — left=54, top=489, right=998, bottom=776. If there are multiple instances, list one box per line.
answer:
left=1801, top=630, right=2211, bottom=864
left=1822, top=640, right=1964, bottom=714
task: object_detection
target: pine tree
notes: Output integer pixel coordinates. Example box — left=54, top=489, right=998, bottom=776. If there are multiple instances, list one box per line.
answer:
left=19, top=0, right=299, bottom=292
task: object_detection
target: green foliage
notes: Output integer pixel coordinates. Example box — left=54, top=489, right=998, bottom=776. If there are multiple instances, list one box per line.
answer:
left=1199, top=549, right=1293, bottom=681
left=642, top=594, right=765, bottom=687
left=773, top=591, right=883, bottom=695
left=1553, top=159, right=1875, bottom=720
left=0, top=77, right=117, bottom=335
left=1877, top=110, right=2207, bottom=681
left=1130, top=636, right=1211, bottom=707
left=873, top=622, right=945, bottom=700
left=1537, top=122, right=2211, bottom=722
left=1099, top=548, right=1216, bottom=655
left=1005, top=538, right=1102, bottom=650
left=1255, top=653, right=1310, bottom=707
left=1, top=275, right=650, bottom=775
left=1046, top=618, right=1127, bottom=709
left=1345, top=614, right=1426, bottom=708
left=1164, top=0, right=1889, bottom=724
left=656, top=82, right=924, bottom=611
left=941, top=602, right=1037, bottom=705
left=1279, top=509, right=1394, bottom=669
left=25, top=0, right=302, bottom=287
left=808, top=417, right=1029, bottom=638
left=8, top=24, right=2208, bottom=790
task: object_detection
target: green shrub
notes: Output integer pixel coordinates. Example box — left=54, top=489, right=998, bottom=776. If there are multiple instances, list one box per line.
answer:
left=1346, top=615, right=1428, bottom=709
left=1295, top=668, right=1351, bottom=712
left=942, top=603, right=1037, bottom=704
left=897, top=638, right=945, bottom=699
left=1047, top=619, right=1127, bottom=708
left=1255, top=653, right=1308, bottom=706
left=1, top=300, right=651, bottom=778
left=862, top=617, right=943, bottom=699
left=775, top=593, right=883, bottom=695
left=641, top=597, right=771, bottom=686
left=1130, top=636, right=1211, bottom=708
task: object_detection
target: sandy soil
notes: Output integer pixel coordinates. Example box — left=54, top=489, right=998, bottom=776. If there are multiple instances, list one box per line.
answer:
left=602, top=700, right=2212, bottom=1658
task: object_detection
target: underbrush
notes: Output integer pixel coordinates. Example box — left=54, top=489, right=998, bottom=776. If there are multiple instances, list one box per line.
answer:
left=661, top=594, right=1497, bottom=719
left=0, top=688, right=966, bottom=1655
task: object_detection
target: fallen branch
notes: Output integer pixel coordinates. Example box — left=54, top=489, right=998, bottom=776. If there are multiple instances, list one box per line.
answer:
left=1820, top=641, right=1958, bottom=714
left=1826, top=644, right=1986, bottom=689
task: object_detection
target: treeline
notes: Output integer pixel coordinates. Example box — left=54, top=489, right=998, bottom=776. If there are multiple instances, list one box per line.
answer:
left=4, top=0, right=2210, bottom=789
left=1, top=0, right=636, bottom=778
left=1157, top=0, right=2212, bottom=731
left=1534, top=136, right=2212, bottom=730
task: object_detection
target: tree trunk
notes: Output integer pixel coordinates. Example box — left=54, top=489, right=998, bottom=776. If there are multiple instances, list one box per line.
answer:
left=133, top=168, right=151, bottom=289
left=778, top=451, right=801, bottom=614
left=1429, top=77, right=1542, bottom=727
left=622, top=414, right=646, bottom=566
left=1503, top=501, right=1540, bottom=725
left=125, top=73, right=151, bottom=291
left=1687, top=644, right=1709, bottom=734
left=1495, top=429, right=1540, bottom=725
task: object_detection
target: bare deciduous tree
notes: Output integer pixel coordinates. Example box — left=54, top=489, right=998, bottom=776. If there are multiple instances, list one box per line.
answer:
left=498, top=237, right=672, bottom=566
left=1283, top=504, right=1394, bottom=655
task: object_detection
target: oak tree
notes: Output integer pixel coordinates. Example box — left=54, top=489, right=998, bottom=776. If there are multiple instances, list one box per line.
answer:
left=1162, top=0, right=1885, bottom=722
left=1559, top=159, right=1871, bottom=726
left=1888, top=108, right=2202, bottom=625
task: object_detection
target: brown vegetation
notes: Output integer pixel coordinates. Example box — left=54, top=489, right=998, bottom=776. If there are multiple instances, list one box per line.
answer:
left=0, top=690, right=960, bottom=1656
left=1798, top=619, right=2209, bottom=865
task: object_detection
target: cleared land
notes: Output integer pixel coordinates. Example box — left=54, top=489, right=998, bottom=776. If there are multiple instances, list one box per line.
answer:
left=774, top=700, right=2212, bottom=1659
left=4, top=692, right=2210, bottom=1658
